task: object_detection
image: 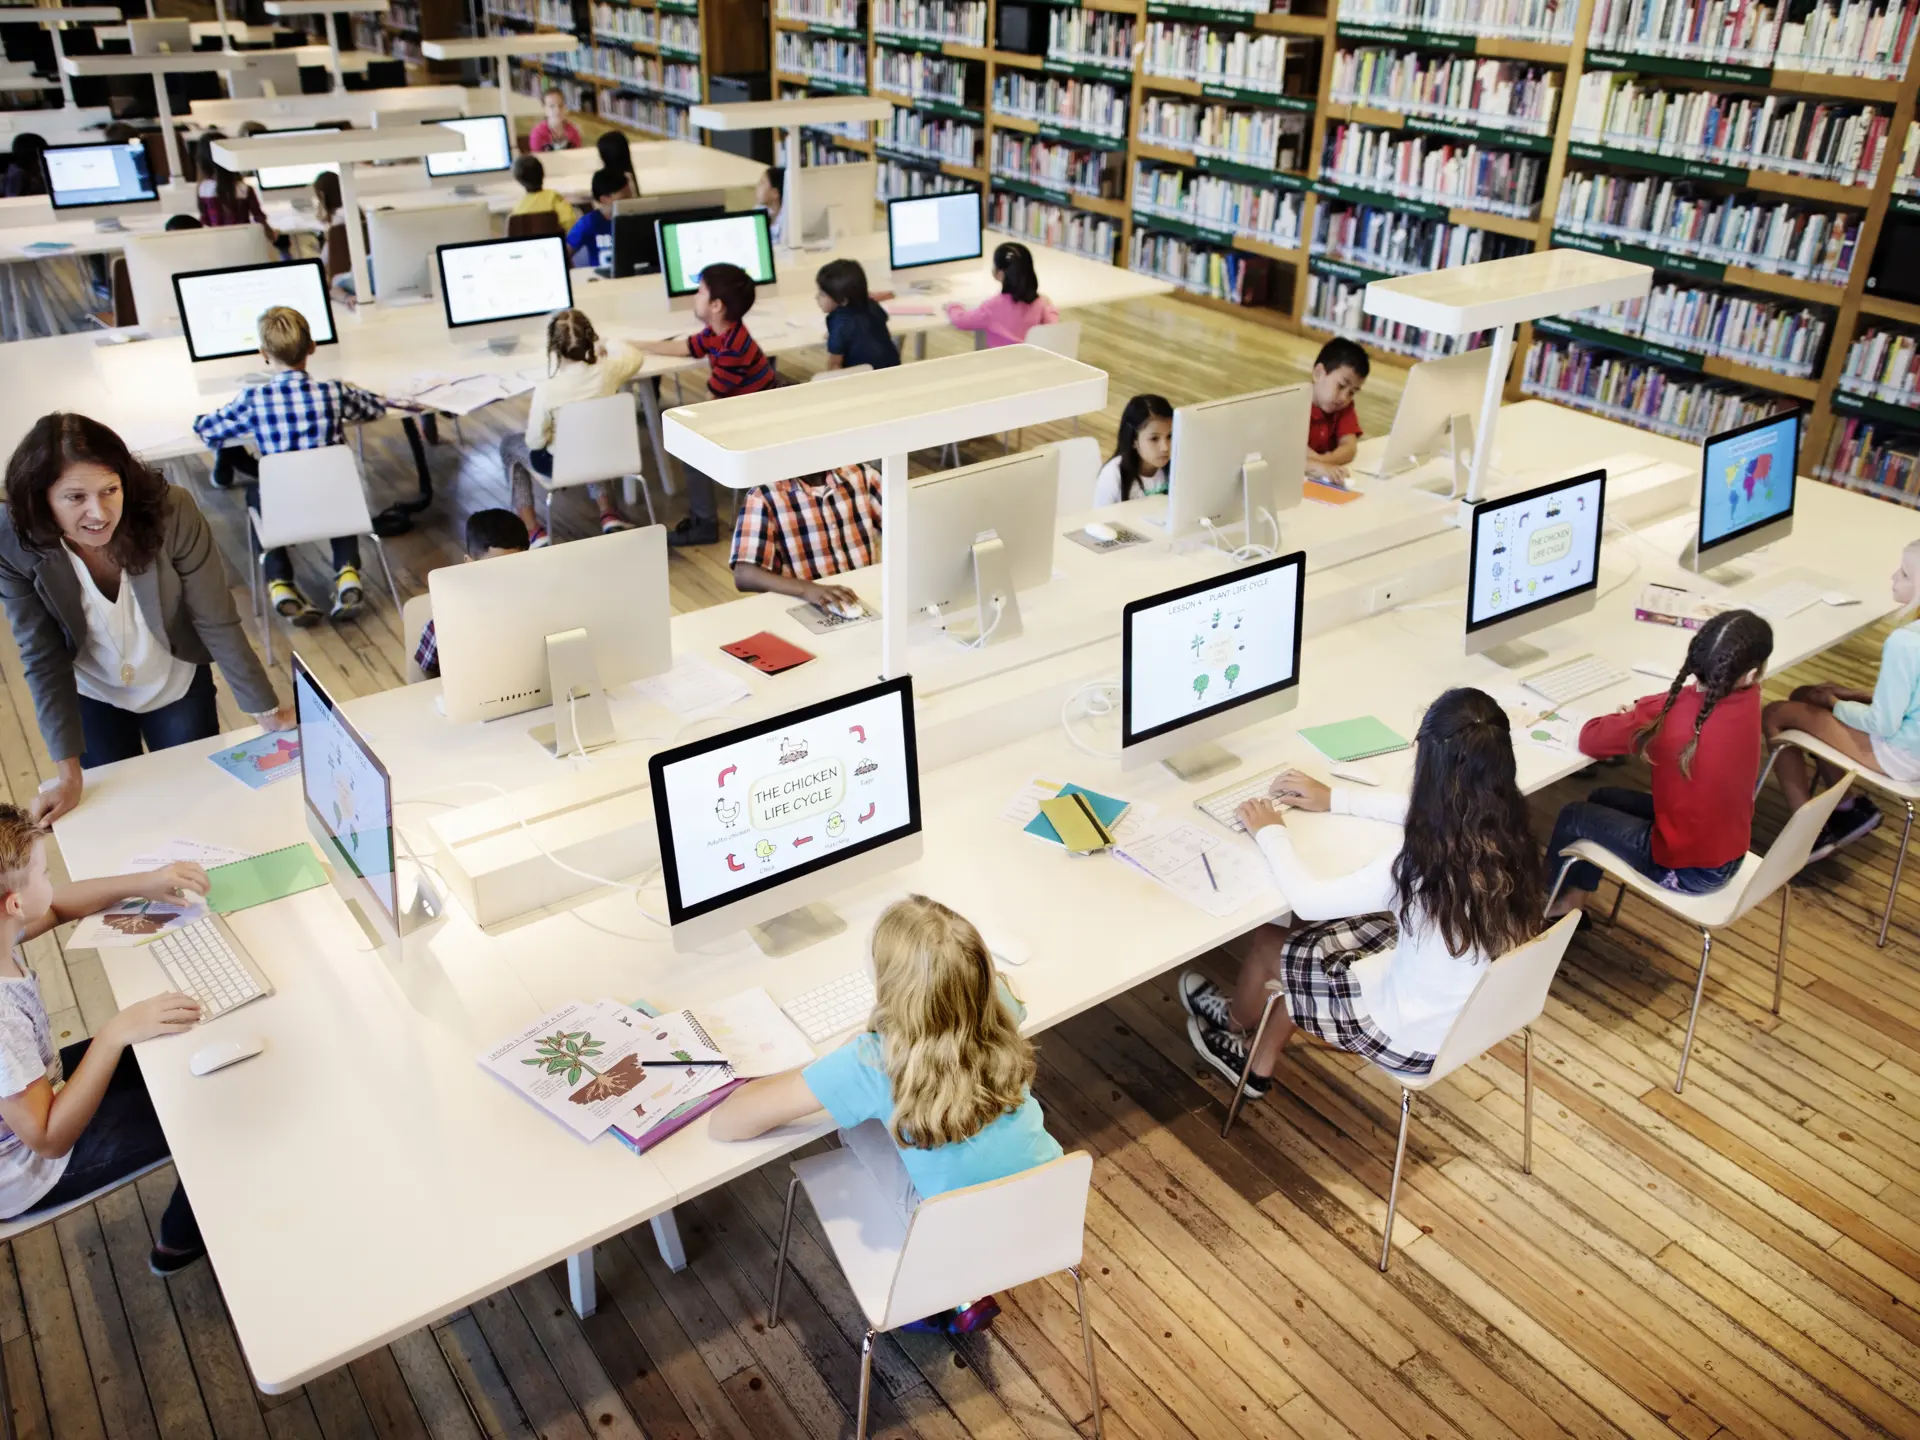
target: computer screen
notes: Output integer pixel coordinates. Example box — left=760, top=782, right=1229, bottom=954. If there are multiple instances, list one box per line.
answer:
left=1699, top=409, right=1799, bottom=554
left=174, top=258, right=336, bottom=362
left=292, top=653, right=397, bottom=923
left=424, top=114, right=512, bottom=178
left=649, top=677, right=921, bottom=925
left=1122, top=551, right=1306, bottom=747
left=253, top=124, right=344, bottom=191
left=887, top=189, right=983, bottom=271
left=613, top=204, right=723, bottom=277
left=435, top=234, right=572, bottom=328
left=1466, top=469, right=1606, bottom=634
left=656, top=210, right=776, bottom=298
left=41, top=142, right=157, bottom=210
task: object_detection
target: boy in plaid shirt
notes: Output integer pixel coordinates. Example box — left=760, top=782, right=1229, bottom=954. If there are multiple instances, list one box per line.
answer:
left=193, top=307, right=394, bottom=625
left=729, top=463, right=882, bottom=613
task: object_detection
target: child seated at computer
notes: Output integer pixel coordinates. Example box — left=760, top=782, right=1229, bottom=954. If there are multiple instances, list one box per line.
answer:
left=1763, top=539, right=1920, bottom=860
left=509, top=155, right=578, bottom=235
left=1307, top=337, right=1369, bottom=483
left=710, top=894, right=1061, bottom=1334
left=756, top=166, right=783, bottom=245
left=527, top=88, right=582, bottom=153
left=728, top=461, right=881, bottom=613
left=816, top=259, right=899, bottom=371
left=1093, top=394, right=1173, bottom=506
left=192, top=133, right=277, bottom=246
left=565, top=168, right=627, bottom=271
left=945, top=242, right=1058, bottom=348
left=0, top=804, right=208, bottom=1276
left=635, top=263, right=779, bottom=548
left=502, top=309, right=642, bottom=545
left=414, top=509, right=528, bottom=680
left=1545, top=610, right=1772, bottom=917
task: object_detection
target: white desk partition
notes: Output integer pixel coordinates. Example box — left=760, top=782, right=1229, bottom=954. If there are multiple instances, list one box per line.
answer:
left=61, top=52, right=255, bottom=185
left=421, top=34, right=580, bottom=120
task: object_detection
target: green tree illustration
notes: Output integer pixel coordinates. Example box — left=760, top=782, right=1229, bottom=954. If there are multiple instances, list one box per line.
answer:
left=522, top=1030, right=605, bottom=1087
left=1225, top=663, right=1241, bottom=691
left=1193, top=673, right=1210, bottom=701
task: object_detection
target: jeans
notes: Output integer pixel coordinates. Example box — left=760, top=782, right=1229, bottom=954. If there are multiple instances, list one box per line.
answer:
left=1547, top=786, right=1744, bottom=898
left=78, top=664, right=219, bottom=769
left=25, top=1041, right=199, bottom=1252
left=241, top=480, right=361, bottom=586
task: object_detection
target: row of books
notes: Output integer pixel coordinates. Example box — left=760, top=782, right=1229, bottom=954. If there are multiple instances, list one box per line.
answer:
left=1311, top=202, right=1529, bottom=276
left=591, top=3, right=657, bottom=45
left=874, top=49, right=970, bottom=105
left=487, top=0, right=571, bottom=26
left=874, top=0, right=987, bottom=46
left=1588, top=0, right=1917, bottom=78
left=883, top=108, right=977, bottom=164
left=1141, top=24, right=1298, bottom=93
left=1838, top=323, right=1920, bottom=407
left=993, top=74, right=1129, bottom=137
left=1818, top=420, right=1920, bottom=502
left=598, top=89, right=694, bottom=138
left=660, top=15, right=699, bottom=50
left=1578, top=280, right=1832, bottom=378
left=774, top=0, right=861, bottom=27
left=988, top=193, right=1119, bottom=263
left=1328, top=51, right=1559, bottom=134
left=1900, top=119, right=1920, bottom=191
left=1132, top=160, right=1304, bottom=248
left=990, top=133, right=1121, bottom=197
left=1304, top=276, right=1490, bottom=360
left=1128, top=229, right=1262, bottom=303
left=547, top=48, right=702, bottom=100
left=1323, top=123, right=1546, bottom=217
left=1522, top=338, right=1792, bottom=443
left=1335, top=0, right=1576, bottom=43
left=1048, top=10, right=1134, bottom=69
left=1138, top=98, right=1307, bottom=170
left=1568, top=75, right=1891, bottom=186
left=776, top=34, right=867, bottom=84
left=1553, top=173, right=1861, bottom=286
left=799, top=134, right=866, bottom=165
left=878, top=157, right=971, bottom=199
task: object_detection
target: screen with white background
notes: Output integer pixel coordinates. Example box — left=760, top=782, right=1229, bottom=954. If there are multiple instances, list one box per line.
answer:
left=177, top=261, right=335, bottom=361
left=1700, top=412, right=1797, bottom=548
left=659, top=213, right=776, bottom=294
left=438, top=236, right=571, bottom=326
left=294, top=663, right=396, bottom=920
left=424, top=115, right=512, bottom=178
left=254, top=127, right=341, bottom=191
left=657, top=689, right=914, bottom=912
left=45, top=143, right=154, bottom=207
left=1127, top=559, right=1301, bottom=739
left=1468, top=472, right=1604, bottom=629
left=889, top=191, right=982, bottom=269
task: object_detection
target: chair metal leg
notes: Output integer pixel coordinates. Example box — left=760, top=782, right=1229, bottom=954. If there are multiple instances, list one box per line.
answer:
left=1880, top=800, right=1914, bottom=948
left=768, top=1175, right=798, bottom=1328
left=1522, top=1026, right=1534, bottom=1175
left=1070, top=1265, right=1103, bottom=1438
left=1545, top=855, right=1577, bottom=917
left=368, top=536, right=403, bottom=623
left=1755, top=741, right=1786, bottom=797
left=855, top=1329, right=874, bottom=1440
left=1676, top=929, right=1712, bottom=1093
left=1772, top=883, right=1792, bottom=1016
left=1379, top=1088, right=1413, bottom=1273
left=1608, top=883, right=1625, bottom=925
left=1221, top=989, right=1281, bottom=1138
left=248, top=515, right=274, bottom=667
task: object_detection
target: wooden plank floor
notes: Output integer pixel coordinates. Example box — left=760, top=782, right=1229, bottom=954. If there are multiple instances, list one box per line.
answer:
left=0, top=293, right=1916, bottom=1439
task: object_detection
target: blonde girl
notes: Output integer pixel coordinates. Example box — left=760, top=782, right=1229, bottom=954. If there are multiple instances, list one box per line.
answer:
left=498, top=308, right=641, bottom=545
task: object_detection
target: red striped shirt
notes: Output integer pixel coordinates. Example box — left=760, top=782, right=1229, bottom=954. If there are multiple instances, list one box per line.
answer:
left=687, top=321, right=777, bottom=397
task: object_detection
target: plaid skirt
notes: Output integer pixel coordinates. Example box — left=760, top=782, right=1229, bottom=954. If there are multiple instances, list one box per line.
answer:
left=1277, top=913, right=1436, bottom=1076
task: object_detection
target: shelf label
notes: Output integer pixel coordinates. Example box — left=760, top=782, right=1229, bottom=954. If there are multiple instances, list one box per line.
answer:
left=1832, top=389, right=1920, bottom=428
left=1547, top=228, right=1724, bottom=281
left=1043, top=57, right=1134, bottom=81
left=1037, top=121, right=1128, bottom=150
left=1334, top=22, right=1474, bottom=52
left=1566, top=141, right=1746, bottom=185
left=1308, top=255, right=1387, bottom=284
left=1197, top=153, right=1306, bottom=188
left=1584, top=47, right=1771, bottom=85
left=1132, top=208, right=1234, bottom=243
left=1145, top=4, right=1259, bottom=27
left=1198, top=82, right=1314, bottom=111
left=1310, top=178, right=1446, bottom=219
left=878, top=34, right=945, bottom=53
left=1533, top=316, right=1705, bottom=370
left=1403, top=115, right=1552, bottom=153
left=997, top=174, right=1074, bottom=203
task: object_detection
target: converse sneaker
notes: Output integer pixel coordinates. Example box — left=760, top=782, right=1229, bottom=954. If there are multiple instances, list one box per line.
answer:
left=1178, top=970, right=1236, bottom=1031
left=528, top=525, right=552, bottom=549
left=1808, top=797, right=1881, bottom=864
left=599, top=512, right=635, bottom=535
left=1187, top=1014, right=1270, bottom=1100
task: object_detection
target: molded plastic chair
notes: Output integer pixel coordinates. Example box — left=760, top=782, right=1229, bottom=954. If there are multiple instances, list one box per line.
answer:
left=1760, top=730, right=1920, bottom=946
left=543, top=392, right=655, bottom=533
left=1022, top=320, right=1082, bottom=359
left=506, top=210, right=562, bottom=240
left=1047, top=435, right=1102, bottom=514
left=248, top=446, right=403, bottom=663
left=1547, top=774, right=1853, bottom=1092
left=400, top=592, right=433, bottom=684
left=769, top=1150, right=1101, bottom=1439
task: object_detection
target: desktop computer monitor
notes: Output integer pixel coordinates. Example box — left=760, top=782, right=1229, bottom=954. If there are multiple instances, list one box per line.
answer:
left=129, top=18, right=193, bottom=55
left=611, top=194, right=725, bottom=277
left=436, top=234, right=572, bottom=342
left=1688, top=408, right=1800, bottom=573
left=125, top=223, right=277, bottom=332
left=1465, top=468, right=1606, bottom=660
left=1158, top=383, right=1310, bottom=544
left=887, top=187, right=982, bottom=272
left=907, top=447, right=1059, bottom=646
left=788, top=160, right=876, bottom=245
left=368, top=199, right=492, bottom=299
left=657, top=209, right=776, bottom=303
left=1362, top=344, right=1496, bottom=484
left=649, top=675, right=923, bottom=954
left=371, top=107, right=464, bottom=128
left=231, top=53, right=305, bottom=100
left=1121, top=550, right=1306, bottom=778
left=424, top=114, right=512, bottom=185
left=41, top=141, right=158, bottom=227
left=174, top=257, right=335, bottom=364
left=251, top=123, right=345, bottom=192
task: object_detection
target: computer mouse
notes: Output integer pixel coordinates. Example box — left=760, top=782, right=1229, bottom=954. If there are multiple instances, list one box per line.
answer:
left=827, top=599, right=865, bottom=620
left=190, top=1036, right=264, bottom=1077
left=1084, top=521, right=1120, bottom=543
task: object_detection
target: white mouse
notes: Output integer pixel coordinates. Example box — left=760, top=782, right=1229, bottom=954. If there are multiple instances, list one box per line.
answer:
left=1084, top=521, right=1120, bottom=543
left=827, top=598, right=865, bottom=620
left=190, top=1036, right=264, bottom=1077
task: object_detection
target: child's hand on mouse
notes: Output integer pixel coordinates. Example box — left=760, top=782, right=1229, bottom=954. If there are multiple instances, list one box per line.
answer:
left=109, top=992, right=203, bottom=1044
left=137, top=863, right=210, bottom=903
left=805, top=581, right=861, bottom=613
left=1305, top=457, right=1349, bottom=485
left=1269, top=769, right=1330, bottom=811
left=1238, top=797, right=1288, bottom=834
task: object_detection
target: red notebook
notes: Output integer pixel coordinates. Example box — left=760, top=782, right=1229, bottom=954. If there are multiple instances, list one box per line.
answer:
left=722, top=631, right=815, bottom=674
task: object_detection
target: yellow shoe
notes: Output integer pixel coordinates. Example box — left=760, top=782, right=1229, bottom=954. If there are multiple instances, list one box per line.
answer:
left=331, top=566, right=363, bottom=621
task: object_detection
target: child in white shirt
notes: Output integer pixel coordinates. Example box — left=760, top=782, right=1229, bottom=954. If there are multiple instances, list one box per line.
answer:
left=1092, top=394, right=1173, bottom=507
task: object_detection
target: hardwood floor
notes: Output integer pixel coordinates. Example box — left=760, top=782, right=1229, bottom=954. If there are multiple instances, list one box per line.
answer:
left=0, top=294, right=1916, bottom=1440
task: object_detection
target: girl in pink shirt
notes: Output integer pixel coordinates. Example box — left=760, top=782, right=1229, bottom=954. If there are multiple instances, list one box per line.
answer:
left=945, top=241, right=1060, bottom=347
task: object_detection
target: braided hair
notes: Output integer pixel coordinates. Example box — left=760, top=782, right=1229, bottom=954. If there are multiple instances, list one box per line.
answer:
left=1631, top=608, right=1773, bottom=779
left=545, top=308, right=599, bottom=375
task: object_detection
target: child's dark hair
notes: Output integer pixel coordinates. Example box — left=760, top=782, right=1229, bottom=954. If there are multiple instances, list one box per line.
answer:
left=513, top=154, right=544, bottom=193
left=596, top=130, right=633, bottom=178
left=312, top=168, right=342, bottom=219
left=164, top=214, right=203, bottom=231
left=763, top=165, right=784, bottom=198
left=992, top=241, right=1040, bottom=304
left=545, top=308, right=599, bottom=370
left=590, top=166, right=625, bottom=202
left=815, top=258, right=869, bottom=308
left=700, top=262, right=755, bottom=322
left=1111, top=393, right=1174, bottom=500
left=464, top=508, right=530, bottom=557
left=1314, top=336, right=1370, bottom=380
left=1632, top=608, right=1773, bottom=779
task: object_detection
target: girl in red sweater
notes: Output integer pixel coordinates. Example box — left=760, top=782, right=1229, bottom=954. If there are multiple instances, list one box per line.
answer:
left=1545, top=609, right=1773, bottom=917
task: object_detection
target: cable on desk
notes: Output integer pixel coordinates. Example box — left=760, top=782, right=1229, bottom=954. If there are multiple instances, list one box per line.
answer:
left=1060, top=679, right=1122, bottom=758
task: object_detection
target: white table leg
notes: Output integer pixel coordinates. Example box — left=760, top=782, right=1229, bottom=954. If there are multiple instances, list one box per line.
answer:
left=566, top=1248, right=596, bottom=1318
left=651, top=1210, right=687, bottom=1271
left=635, top=377, right=680, bottom=496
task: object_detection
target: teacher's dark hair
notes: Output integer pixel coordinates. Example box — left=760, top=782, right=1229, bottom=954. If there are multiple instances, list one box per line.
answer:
left=5, top=414, right=168, bottom=573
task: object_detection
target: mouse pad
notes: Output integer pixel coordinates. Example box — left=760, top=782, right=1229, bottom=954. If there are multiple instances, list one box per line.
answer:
left=1062, top=526, right=1150, bottom=554
left=786, top=603, right=877, bottom=635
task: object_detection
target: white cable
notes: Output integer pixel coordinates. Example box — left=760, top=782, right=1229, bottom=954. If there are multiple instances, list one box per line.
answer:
left=1060, top=679, right=1122, bottom=758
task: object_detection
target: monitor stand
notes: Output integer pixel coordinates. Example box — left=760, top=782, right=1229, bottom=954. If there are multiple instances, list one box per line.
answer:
left=747, top=902, right=848, bottom=957
left=529, top=628, right=616, bottom=758
left=1162, top=743, right=1240, bottom=784
left=940, top=535, right=1024, bottom=646
left=1479, top=639, right=1552, bottom=670
left=1677, top=535, right=1755, bottom=589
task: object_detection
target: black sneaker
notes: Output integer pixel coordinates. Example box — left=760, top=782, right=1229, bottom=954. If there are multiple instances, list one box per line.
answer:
left=148, top=1242, right=206, bottom=1278
left=668, top=517, right=719, bottom=547
left=1808, top=797, right=1881, bottom=864
left=1187, top=1014, right=1270, bottom=1100
left=1178, top=970, right=1236, bottom=1031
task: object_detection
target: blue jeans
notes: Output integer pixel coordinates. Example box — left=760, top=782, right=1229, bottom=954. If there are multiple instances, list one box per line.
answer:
left=1547, top=786, right=1743, bottom=898
left=77, top=664, right=220, bottom=770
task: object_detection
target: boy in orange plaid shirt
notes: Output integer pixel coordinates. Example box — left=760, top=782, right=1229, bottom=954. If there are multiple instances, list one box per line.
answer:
left=729, top=463, right=882, bottom=612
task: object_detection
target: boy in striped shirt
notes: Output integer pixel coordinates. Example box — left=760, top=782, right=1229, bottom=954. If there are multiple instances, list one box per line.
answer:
left=639, top=261, right=778, bottom=547
left=729, top=464, right=882, bottom=613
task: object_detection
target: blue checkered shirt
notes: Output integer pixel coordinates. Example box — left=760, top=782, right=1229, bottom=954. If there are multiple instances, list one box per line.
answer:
left=192, top=368, right=387, bottom=457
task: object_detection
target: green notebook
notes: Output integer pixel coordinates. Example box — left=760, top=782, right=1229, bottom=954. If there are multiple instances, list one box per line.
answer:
left=1299, top=716, right=1410, bottom=763
left=206, top=843, right=330, bottom=915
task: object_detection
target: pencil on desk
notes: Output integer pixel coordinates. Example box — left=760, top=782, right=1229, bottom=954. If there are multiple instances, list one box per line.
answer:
left=1201, top=852, right=1218, bottom=891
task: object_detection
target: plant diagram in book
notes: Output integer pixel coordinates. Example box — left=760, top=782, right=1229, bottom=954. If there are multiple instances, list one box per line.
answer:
left=524, top=1028, right=647, bottom=1106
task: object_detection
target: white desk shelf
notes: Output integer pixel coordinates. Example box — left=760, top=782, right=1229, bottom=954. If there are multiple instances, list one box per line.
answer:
left=263, top=0, right=389, bottom=11
left=423, top=34, right=581, bottom=115
left=691, top=97, right=895, bottom=129
left=0, top=7, right=122, bottom=21
left=60, top=53, right=253, bottom=75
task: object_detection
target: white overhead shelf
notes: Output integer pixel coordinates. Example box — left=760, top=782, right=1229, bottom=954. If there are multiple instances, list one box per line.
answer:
left=262, top=0, right=389, bottom=13
left=1362, top=248, right=1653, bottom=336
left=211, top=126, right=464, bottom=168
left=421, top=35, right=579, bottom=59
left=690, top=97, right=894, bottom=131
left=0, top=7, right=121, bottom=23
left=61, top=52, right=253, bottom=74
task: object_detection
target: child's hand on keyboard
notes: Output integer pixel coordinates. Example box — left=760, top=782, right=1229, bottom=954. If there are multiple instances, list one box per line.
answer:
left=1238, top=798, right=1288, bottom=835
left=1269, top=770, right=1329, bottom=811
left=136, top=863, right=210, bottom=903
left=108, top=992, right=203, bottom=1044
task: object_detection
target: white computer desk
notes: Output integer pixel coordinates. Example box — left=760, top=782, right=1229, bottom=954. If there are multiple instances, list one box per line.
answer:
left=357, top=140, right=770, bottom=216
left=47, top=396, right=1901, bottom=1392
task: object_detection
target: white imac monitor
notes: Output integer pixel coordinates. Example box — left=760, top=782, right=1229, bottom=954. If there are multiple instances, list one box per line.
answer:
left=174, top=257, right=335, bottom=383
left=649, top=676, right=924, bottom=955
left=41, top=141, right=158, bottom=230
left=124, top=224, right=277, bottom=332
left=657, top=209, right=777, bottom=312
left=1121, top=550, right=1306, bottom=780
left=1465, top=468, right=1606, bottom=664
left=1157, top=383, right=1310, bottom=547
left=1687, top=408, right=1799, bottom=575
left=907, top=447, right=1059, bottom=646
left=230, top=53, right=305, bottom=100
left=424, top=115, right=512, bottom=192
left=252, top=124, right=345, bottom=193
left=435, top=233, right=573, bottom=349
left=886, top=188, right=982, bottom=278
left=789, top=160, right=876, bottom=246
left=1360, top=344, right=1496, bottom=485
left=128, top=18, right=193, bottom=54
left=428, top=525, right=671, bottom=754
left=366, top=199, right=490, bottom=300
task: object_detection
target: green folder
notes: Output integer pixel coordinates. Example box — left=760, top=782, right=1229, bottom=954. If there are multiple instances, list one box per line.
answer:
left=206, top=843, right=330, bottom=915
left=1298, top=716, right=1410, bottom=763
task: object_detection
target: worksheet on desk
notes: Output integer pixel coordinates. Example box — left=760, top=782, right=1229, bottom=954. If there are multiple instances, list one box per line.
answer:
left=1113, top=822, right=1271, bottom=918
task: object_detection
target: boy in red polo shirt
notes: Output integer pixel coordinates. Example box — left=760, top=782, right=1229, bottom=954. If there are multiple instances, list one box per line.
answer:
left=1306, top=337, right=1369, bottom=483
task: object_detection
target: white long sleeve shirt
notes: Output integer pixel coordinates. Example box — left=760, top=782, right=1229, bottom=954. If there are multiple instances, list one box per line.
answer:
left=1251, top=787, right=1490, bottom=1059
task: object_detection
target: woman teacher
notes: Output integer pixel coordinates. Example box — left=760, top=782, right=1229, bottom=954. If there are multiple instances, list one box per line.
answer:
left=0, top=414, right=292, bottom=823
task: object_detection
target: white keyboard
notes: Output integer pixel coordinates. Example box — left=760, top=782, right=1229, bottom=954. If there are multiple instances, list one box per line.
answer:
left=1194, top=766, right=1291, bottom=833
left=1522, top=654, right=1632, bottom=706
left=147, top=918, right=268, bottom=1019
left=1747, top=579, right=1825, bottom=621
left=782, top=970, right=877, bottom=1045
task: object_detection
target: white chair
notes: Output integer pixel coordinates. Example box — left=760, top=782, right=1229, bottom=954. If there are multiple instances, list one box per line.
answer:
left=248, top=446, right=403, bottom=664
left=1760, top=729, right=1919, bottom=946
left=1047, top=435, right=1102, bottom=514
left=1547, top=774, right=1853, bottom=1092
left=1022, top=321, right=1082, bottom=359
left=810, top=364, right=873, bottom=382
left=400, top=592, right=432, bottom=684
left=542, top=393, right=656, bottom=535
left=769, top=1150, right=1101, bottom=1440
